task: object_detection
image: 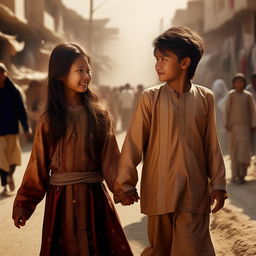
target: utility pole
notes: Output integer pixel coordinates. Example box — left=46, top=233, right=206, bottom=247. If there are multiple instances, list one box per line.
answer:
left=88, top=0, right=112, bottom=53
left=88, top=0, right=93, bottom=52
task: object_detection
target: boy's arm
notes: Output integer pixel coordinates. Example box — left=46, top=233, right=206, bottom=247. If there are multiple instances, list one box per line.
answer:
left=205, top=92, right=227, bottom=192
left=114, top=91, right=152, bottom=203
left=205, top=92, right=227, bottom=213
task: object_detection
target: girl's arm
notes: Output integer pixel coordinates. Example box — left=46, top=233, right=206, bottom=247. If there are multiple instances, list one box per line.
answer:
left=101, top=117, right=120, bottom=193
left=12, top=114, right=51, bottom=225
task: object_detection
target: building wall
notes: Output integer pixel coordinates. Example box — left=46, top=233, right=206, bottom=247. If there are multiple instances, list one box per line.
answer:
left=172, top=0, right=204, bottom=34
left=204, top=0, right=255, bottom=32
left=0, top=0, right=15, bottom=11
left=24, top=0, right=44, bottom=26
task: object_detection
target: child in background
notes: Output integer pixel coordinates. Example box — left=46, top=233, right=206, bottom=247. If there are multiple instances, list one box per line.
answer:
left=12, top=43, right=133, bottom=256
left=225, top=73, right=256, bottom=184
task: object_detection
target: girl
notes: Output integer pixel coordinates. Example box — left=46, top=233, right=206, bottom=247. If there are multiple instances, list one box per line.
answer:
left=225, top=73, right=256, bottom=184
left=12, top=43, right=133, bottom=256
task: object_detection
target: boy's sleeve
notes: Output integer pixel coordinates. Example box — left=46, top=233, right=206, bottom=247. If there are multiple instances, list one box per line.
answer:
left=12, top=115, right=50, bottom=220
left=114, top=91, right=151, bottom=203
left=205, top=92, right=227, bottom=191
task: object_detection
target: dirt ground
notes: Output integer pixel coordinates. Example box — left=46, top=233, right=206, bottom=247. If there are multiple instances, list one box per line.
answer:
left=211, top=157, right=256, bottom=256
left=0, top=140, right=256, bottom=255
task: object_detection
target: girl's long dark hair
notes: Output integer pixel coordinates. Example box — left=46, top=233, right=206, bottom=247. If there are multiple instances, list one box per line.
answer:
left=46, top=43, right=109, bottom=165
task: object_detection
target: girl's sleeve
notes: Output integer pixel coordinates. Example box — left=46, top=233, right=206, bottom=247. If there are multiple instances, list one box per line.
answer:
left=101, top=116, right=120, bottom=193
left=12, top=115, right=51, bottom=220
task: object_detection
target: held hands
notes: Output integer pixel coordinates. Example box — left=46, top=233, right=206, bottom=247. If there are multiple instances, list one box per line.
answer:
left=210, top=190, right=227, bottom=214
left=13, top=215, right=27, bottom=229
left=120, top=194, right=140, bottom=206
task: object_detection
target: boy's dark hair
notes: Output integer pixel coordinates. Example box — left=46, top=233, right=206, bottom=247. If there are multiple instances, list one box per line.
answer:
left=153, top=26, right=204, bottom=79
left=232, top=73, right=246, bottom=89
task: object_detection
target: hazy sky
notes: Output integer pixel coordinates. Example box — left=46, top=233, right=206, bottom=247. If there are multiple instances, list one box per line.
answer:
left=62, top=0, right=188, bottom=86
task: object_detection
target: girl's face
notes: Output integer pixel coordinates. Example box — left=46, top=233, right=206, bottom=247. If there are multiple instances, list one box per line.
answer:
left=62, top=56, right=91, bottom=95
left=154, top=49, right=184, bottom=84
left=233, top=78, right=245, bottom=92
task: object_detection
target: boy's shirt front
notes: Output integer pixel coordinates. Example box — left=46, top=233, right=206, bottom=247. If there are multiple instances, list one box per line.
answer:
left=115, top=83, right=226, bottom=215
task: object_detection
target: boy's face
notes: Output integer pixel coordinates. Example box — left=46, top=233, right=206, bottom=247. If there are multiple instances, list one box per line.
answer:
left=154, top=49, right=185, bottom=84
left=233, top=78, right=245, bottom=92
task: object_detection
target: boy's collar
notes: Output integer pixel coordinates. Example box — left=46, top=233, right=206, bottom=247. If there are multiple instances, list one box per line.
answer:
left=165, top=81, right=193, bottom=95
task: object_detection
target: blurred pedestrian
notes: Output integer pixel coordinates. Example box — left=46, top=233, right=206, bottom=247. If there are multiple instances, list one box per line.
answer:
left=212, top=79, right=228, bottom=154
left=12, top=43, right=133, bottom=255
left=0, top=62, right=31, bottom=195
left=246, top=74, right=256, bottom=156
left=225, top=73, right=256, bottom=184
left=134, top=84, right=144, bottom=106
left=114, top=27, right=227, bottom=256
left=118, top=83, right=134, bottom=131
left=246, top=73, right=256, bottom=101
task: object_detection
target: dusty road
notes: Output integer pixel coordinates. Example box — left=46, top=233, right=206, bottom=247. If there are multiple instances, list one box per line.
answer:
left=0, top=133, right=256, bottom=256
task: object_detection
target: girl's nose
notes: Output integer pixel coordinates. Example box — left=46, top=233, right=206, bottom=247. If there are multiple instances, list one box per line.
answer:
left=83, top=72, right=91, bottom=80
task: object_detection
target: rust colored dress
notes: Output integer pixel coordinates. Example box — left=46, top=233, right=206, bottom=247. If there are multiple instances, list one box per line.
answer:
left=12, top=106, right=133, bottom=256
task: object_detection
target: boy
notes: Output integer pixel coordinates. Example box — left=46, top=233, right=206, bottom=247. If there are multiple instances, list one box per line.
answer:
left=114, top=27, right=227, bottom=256
left=225, top=73, right=256, bottom=184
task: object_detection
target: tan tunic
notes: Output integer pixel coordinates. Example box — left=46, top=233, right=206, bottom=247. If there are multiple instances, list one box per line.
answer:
left=225, top=90, right=256, bottom=164
left=115, top=83, right=226, bottom=215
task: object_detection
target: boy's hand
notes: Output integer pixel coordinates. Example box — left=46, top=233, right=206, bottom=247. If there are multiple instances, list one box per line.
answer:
left=120, top=194, right=140, bottom=206
left=13, top=216, right=27, bottom=228
left=210, top=190, right=227, bottom=214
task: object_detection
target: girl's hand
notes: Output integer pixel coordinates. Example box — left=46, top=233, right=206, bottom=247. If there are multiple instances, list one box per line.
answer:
left=120, top=194, right=140, bottom=206
left=13, top=216, right=27, bottom=228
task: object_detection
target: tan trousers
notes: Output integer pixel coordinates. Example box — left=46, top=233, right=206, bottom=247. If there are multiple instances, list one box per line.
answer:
left=0, top=135, right=21, bottom=172
left=141, top=212, right=215, bottom=256
left=231, top=159, right=248, bottom=180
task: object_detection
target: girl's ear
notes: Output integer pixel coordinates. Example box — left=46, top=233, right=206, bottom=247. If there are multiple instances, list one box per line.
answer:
left=181, top=57, right=191, bottom=70
left=57, top=75, right=66, bottom=83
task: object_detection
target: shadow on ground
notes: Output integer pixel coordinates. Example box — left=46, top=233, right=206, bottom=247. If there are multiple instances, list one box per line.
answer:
left=124, top=216, right=148, bottom=248
left=227, top=179, right=256, bottom=221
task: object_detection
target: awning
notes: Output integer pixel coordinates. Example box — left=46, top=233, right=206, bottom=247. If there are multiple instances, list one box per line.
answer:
left=0, top=4, right=62, bottom=44
left=0, top=31, right=24, bottom=55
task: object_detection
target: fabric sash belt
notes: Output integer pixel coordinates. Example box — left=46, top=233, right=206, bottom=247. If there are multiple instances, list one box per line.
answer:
left=49, top=171, right=103, bottom=186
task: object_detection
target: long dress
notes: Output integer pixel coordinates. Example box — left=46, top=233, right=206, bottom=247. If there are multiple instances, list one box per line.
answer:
left=12, top=105, right=133, bottom=256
